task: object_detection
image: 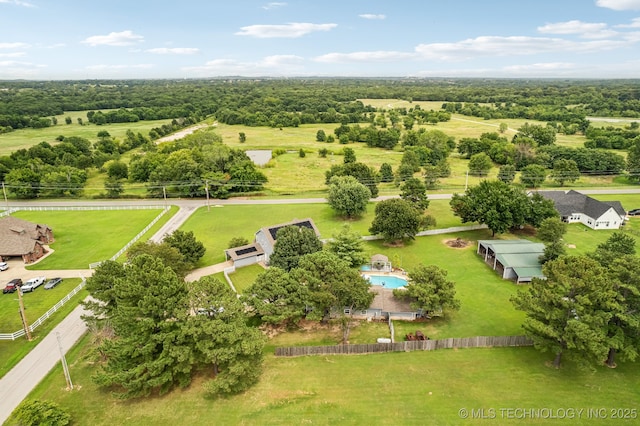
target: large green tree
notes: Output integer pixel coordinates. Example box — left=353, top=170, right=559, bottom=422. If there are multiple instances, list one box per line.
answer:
left=450, top=180, right=556, bottom=236
left=186, top=276, right=265, bottom=397
left=326, top=224, right=368, bottom=268
left=326, top=175, right=371, bottom=218
left=369, top=198, right=421, bottom=243
left=550, top=159, right=580, bottom=187
left=604, top=255, right=640, bottom=367
left=511, top=256, right=615, bottom=368
left=519, top=164, right=547, bottom=188
left=468, top=152, right=493, bottom=177
left=294, top=251, right=373, bottom=343
left=242, top=267, right=310, bottom=326
left=399, top=177, right=430, bottom=211
left=394, top=264, right=460, bottom=317
left=92, top=255, right=195, bottom=398
left=127, top=240, right=191, bottom=279
left=163, top=229, right=206, bottom=265
left=269, top=225, right=323, bottom=271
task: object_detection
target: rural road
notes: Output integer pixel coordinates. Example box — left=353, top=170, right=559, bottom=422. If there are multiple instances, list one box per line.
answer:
left=1, top=187, right=640, bottom=423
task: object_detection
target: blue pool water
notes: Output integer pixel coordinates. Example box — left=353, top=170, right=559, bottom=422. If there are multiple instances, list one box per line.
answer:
left=360, top=265, right=372, bottom=271
left=363, top=274, right=407, bottom=289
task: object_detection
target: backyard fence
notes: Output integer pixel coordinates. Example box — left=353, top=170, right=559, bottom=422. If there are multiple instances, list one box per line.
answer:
left=88, top=206, right=170, bottom=269
left=0, top=279, right=86, bottom=341
left=274, top=335, right=533, bottom=357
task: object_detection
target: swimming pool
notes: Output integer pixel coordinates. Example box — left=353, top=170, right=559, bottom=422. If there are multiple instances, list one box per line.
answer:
left=363, top=274, right=407, bottom=289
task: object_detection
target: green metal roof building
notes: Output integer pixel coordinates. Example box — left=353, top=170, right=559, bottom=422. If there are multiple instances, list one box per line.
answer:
left=477, top=239, right=545, bottom=284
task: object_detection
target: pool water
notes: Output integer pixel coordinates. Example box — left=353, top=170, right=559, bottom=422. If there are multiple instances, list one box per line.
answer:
left=363, top=274, right=407, bottom=289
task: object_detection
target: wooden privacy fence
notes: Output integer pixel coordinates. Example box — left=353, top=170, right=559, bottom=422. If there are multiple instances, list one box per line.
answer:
left=274, top=335, right=533, bottom=357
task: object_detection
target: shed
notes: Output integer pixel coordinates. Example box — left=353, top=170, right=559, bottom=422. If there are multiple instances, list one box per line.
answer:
left=477, top=239, right=545, bottom=283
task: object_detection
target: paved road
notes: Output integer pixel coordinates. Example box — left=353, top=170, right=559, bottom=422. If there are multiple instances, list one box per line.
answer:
left=0, top=304, right=89, bottom=424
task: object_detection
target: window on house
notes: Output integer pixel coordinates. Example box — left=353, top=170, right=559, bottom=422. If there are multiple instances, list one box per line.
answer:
left=343, top=308, right=351, bottom=314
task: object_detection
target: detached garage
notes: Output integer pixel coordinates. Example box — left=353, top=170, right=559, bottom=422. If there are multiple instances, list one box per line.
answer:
left=477, top=240, right=545, bottom=284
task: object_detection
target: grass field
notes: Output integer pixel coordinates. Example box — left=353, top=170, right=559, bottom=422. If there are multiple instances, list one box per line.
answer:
left=179, top=200, right=464, bottom=267
left=0, top=112, right=174, bottom=156
left=13, top=334, right=640, bottom=425
left=15, top=208, right=173, bottom=270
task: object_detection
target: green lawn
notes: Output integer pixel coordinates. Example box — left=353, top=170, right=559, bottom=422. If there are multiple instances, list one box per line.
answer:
left=15, top=208, right=173, bottom=270
left=227, top=264, right=266, bottom=294
left=181, top=200, right=463, bottom=267
left=13, top=333, right=640, bottom=425
left=0, top=278, right=83, bottom=331
left=0, top=287, right=88, bottom=379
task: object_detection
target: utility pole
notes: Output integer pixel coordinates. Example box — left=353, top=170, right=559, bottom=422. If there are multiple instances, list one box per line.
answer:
left=2, top=182, right=8, bottom=212
left=205, top=179, right=210, bottom=212
left=17, top=288, right=32, bottom=341
left=162, top=185, right=167, bottom=209
left=56, top=332, right=74, bottom=390
left=465, top=170, right=469, bottom=191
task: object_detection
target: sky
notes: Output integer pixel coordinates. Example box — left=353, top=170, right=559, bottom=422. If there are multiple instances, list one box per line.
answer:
left=2, top=0, right=640, bottom=80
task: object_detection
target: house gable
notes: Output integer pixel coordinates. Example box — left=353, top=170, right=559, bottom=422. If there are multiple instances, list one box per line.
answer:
left=536, top=190, right=625, bottom=230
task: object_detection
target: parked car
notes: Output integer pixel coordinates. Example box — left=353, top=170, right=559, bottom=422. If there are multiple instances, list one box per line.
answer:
left=628, top=209, right=640, bottom=216
left=3, top=278, right=23, bottom=294
left=0, top=262, right=8, bottom=271
left=44, top=277, right=63, bottom=290
left=21, top=276, right=46, bottom=293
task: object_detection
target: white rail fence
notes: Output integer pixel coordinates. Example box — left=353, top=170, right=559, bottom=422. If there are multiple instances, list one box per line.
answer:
left=362, top=224, right=488, bottom=241
left=0, top=279, right=86, bottom=341
left=88, top=206, right=170, bottom=269
left=0, top=204, right=166, bottom=217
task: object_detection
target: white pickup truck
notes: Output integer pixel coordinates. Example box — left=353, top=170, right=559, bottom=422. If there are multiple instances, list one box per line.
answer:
left=21, top=276, right=46, bottom=293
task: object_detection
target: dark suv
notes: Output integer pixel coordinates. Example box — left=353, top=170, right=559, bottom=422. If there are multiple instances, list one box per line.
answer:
left=3, top=278, right=23, bottom=294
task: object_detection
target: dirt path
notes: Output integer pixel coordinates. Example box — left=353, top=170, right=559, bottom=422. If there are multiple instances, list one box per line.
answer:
left=155, top=123, right=215, bottom=144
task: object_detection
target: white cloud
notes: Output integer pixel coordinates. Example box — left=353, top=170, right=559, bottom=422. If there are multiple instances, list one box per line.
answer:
left=0, top=42, right=30, bottom=49
left=182, top=55, right=305, bottom=76
left=537, top=20, right=617, bottom=39
left=235, top=22, right=337, bottom=38
left=82, top=30, right=144, bottom=47
left=359, top=14, right=386, bottom=20
left=262, top=2, right=286, bottom=10
left=0, top=51, right=26, bottom=58
left=85, top=64, right=153, bottom=70
left=596, top=0, right=640, bottom=10
left=146, top=47, right=199, bottom=55
left=503, top=62, right=575, bottom=72
left=414, top=36, right=629, bottom=61
left=315, top=50, right=415, bottom=63
left=260, top=54, right=304, bottom=67
left=615, top=17, right=640, bottom=28
left=0, top=0, right=36, bottom=7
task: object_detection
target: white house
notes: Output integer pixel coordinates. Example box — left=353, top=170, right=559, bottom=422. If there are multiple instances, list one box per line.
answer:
left=536, top=190, right=626, bottom=230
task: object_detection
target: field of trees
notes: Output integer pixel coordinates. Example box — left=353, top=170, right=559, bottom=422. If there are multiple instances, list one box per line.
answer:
left=1, top=78, right=640, bottom=202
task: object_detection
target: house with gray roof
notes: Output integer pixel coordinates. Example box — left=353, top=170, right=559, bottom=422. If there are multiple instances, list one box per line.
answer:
left=224, top=218, right=320, bottom=267
left=0, top=216, right=54, bottom=263
left=536, top=190, right=626, bottom=230
left=477, top=239, right=545, bottom=283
